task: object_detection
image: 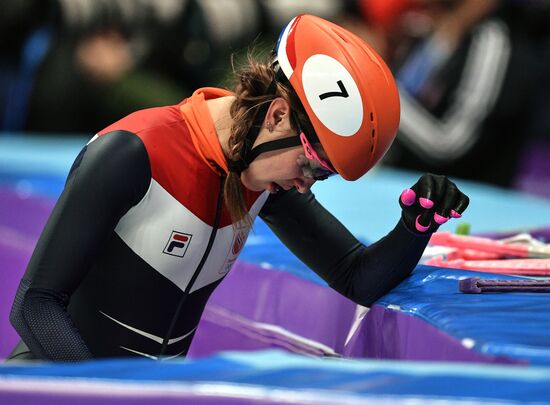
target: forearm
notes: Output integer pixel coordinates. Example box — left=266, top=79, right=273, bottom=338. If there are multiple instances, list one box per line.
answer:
left=338, top=174, right=472, bottom=306
left=331, top=219, right=430, bottom=306
left=260, top=189, right=429, bottom=306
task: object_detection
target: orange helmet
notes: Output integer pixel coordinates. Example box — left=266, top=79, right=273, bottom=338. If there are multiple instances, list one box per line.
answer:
left=274, top=15, right=400, bottom=180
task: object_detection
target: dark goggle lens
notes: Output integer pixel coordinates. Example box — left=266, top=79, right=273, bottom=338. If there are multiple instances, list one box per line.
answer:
left=312, top=168, right=336, bottom=181
left=301, top=162, right=336, bottom=181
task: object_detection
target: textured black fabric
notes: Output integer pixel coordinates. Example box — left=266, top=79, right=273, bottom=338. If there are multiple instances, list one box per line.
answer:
left=10, top=278, right=92, bottom=361
left=260, top=189, right=431, bottom=306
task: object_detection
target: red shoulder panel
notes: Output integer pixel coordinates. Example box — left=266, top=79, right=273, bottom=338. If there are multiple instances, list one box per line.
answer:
left=98, top=106, right=262, bottom=227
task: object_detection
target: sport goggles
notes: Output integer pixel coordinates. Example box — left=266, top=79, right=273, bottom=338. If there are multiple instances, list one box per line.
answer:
left=294, top=113, right=336, bottom=181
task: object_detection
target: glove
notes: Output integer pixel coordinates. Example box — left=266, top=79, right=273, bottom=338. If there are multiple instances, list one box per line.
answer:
left=399, top=173, right=469, bottom=234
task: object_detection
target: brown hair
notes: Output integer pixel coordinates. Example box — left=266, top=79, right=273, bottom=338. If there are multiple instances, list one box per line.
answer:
left=225, top=51, right=310, bottom=227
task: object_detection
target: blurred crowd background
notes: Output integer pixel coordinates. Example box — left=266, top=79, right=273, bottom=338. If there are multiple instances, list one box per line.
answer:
left=2, top=0, right=550, bottom=196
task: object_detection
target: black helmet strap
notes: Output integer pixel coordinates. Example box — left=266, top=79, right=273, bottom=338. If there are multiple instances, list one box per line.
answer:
left=226, top=94, right=272, bottom=174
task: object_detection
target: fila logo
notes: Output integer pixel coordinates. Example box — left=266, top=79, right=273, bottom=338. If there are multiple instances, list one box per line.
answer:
left=163, top=231, right=192, bottom=257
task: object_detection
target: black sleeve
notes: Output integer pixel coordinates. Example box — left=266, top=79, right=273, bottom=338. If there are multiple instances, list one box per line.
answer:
left=259, top=189, right=431, bottom=307
left=10, top=130, right=151, bottom=361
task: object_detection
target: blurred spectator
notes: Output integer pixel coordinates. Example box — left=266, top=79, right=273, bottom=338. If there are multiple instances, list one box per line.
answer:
left=1, top=0, right=346, bottom=135
left=345, top=0, right=550, bottom=188
left=1, top=0, right=184, bottom=133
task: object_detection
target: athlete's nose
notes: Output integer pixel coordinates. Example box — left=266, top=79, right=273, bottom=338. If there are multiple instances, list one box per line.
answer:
left=294, top=177, right=315, bottom=193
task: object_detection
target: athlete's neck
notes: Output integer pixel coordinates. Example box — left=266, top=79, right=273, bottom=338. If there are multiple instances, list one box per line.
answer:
left=206, top=96, right=235, bottom=158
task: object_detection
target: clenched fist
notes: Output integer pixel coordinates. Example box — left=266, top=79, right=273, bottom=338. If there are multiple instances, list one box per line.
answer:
left=399, top=173, right=469, bottom=234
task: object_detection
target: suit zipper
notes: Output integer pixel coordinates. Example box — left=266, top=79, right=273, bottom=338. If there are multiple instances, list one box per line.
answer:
left=160, top=176, right=226, bottom=356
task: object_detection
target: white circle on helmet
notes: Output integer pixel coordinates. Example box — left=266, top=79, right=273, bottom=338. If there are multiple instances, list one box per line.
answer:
left=301, top=54, right=363, bottom=137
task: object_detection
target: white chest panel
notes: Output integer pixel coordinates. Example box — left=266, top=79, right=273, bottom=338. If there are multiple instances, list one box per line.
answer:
left=115, top=179, right=268, bottom=293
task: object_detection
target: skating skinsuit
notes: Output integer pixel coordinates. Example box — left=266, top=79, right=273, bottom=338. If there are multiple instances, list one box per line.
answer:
left=10, top=88, right=431, bottom=361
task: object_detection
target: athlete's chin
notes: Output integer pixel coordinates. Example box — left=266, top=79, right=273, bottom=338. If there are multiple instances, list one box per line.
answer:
left=267, top=182, right=281, bottom=194
left=240, top=175, right=282, bottom=193
left=240, top=178, right=266, bottom=193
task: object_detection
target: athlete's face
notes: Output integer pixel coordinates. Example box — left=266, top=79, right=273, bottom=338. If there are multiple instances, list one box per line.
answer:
left=240, top=98, right=325, bottom=194
left=241, top=142, right=317, bottom=194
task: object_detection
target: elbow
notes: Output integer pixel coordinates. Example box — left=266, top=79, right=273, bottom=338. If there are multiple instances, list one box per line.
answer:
left=9, top=303, right=24, bottom=335
left=349, top=288, right=389, bottom=308
left=330, top=280, right=385, bottom=308
left=9, top=278, right=31, bottom=336
left=338, top=267, right=412, bottom=307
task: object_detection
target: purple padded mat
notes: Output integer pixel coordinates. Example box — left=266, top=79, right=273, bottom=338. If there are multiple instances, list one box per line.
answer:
left=343, top=304, right=522, bottom=364
left=189, top=261, right=356, bottom=358
left=0, top=187, right=55, bottom=358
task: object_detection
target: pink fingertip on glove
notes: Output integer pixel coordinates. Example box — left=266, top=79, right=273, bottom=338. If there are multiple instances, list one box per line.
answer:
left=419, top=198, right=434, bottom=209
left=434, top=213, right=449, bottom=224
left=415, top=215, right=431, bottom=232
left=400, top=189, right=416, bottom=206
left=450, top=210, right=462, bottom=218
